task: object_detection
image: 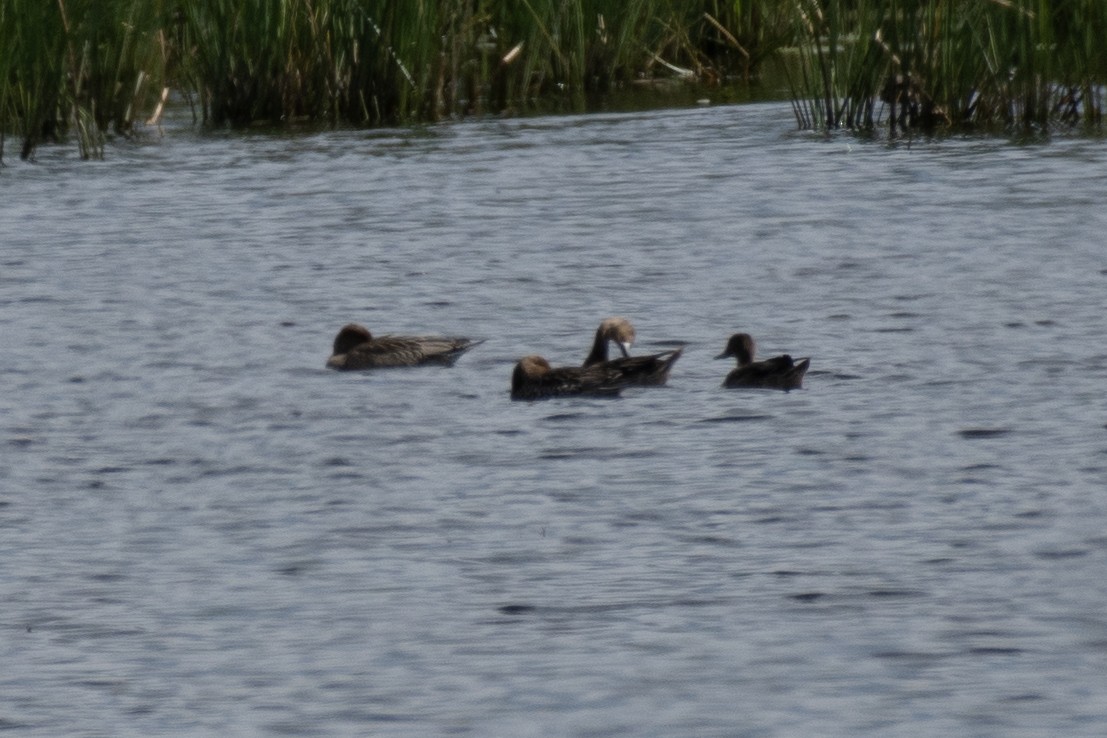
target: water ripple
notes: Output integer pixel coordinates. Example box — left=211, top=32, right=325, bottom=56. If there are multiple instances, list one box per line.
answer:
left=2, top=101, right=1107, bottom=737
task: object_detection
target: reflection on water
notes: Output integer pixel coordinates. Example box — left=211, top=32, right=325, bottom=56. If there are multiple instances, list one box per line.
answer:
left=3, top=102, right=1107, bottom=737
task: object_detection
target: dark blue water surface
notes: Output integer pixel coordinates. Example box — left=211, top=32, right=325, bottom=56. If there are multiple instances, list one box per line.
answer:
left=2, top=102, right=1107, bottom=737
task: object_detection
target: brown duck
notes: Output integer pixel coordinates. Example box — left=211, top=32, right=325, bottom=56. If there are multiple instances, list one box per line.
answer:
left=511, top=355, right=628, bottom=400
left=582, top=316, right=682, bottom=386
left=326, top=323, right=484, bottom=370
left=715, top=333, right=809, bottom=390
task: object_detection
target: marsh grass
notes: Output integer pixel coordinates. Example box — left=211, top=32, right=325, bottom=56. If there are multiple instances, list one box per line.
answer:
left=6, top=1, right=1105, bottom=161
left=0, top=0, right=167, bottom=160
left=176, top=0, right=790, bottom=126
left=788, top=0, right=1107, bottom=133
left=3, top=0, right=789, bottom=160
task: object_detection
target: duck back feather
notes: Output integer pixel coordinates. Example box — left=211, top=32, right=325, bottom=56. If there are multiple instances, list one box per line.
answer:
left=327, top=323, right=483, bottom=370
left=511, top=355, right=627, bottom=400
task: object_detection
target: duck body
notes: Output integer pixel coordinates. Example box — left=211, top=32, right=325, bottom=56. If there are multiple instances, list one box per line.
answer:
left=596, top=349, right=684, bottom=386
left=511, top=355, right=627, bottom=400
left=326, top=323, right=483, bottom=370
left=582, top=316, right=682, bottom=386
left=716, top=333, right=809, bottom=391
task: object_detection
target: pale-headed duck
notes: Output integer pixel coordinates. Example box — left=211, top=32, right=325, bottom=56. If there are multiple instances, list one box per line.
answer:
left=583, top=317, right=682, bottom=386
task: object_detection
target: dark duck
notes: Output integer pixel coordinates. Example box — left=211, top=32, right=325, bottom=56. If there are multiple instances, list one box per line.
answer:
left=511, top=355, right=630, bottom=400
left=715, top=333, right=809, bottom=390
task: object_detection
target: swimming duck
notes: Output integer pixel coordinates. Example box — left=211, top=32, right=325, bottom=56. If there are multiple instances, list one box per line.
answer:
left=715, top=333, right=809, bottom=390
left=511, top=355, right=628, bottom=400
left=326, top=323, right=483, bottom=370
left=582, top=316, right=683, bottom=386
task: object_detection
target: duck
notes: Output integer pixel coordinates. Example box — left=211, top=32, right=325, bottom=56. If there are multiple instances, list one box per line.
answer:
left=582, top=316, right=683, bottom=386
left=326, top=323, right=484, bottom=370
left=715, top=333, right=809, bottom=390
left=511, top=355, right=628, bottom=400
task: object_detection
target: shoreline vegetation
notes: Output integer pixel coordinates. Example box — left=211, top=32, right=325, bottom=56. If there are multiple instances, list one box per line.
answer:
left=787, top=0, right=1107, bottom=134
left=2, top=1, right=1105, bottom=163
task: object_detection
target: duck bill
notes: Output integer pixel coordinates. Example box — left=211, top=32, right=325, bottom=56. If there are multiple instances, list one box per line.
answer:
left=713, top=352, right=730, bottom=360
left=618, top=341, right=633, bottom=358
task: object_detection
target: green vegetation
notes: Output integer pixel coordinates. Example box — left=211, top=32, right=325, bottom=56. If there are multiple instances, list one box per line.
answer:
left=173, top=0, right=792, bottom=125
left=788, top=0, right=1107, bottom=133
left=2, top=1, right=1106, bottom=162
left=0, top=0, right=168, bottom=160
left=3, top=1, right=791, bottom=161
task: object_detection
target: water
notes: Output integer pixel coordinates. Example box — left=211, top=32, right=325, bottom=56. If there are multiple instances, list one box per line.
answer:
left=2, top=102, right=1106, bottom=737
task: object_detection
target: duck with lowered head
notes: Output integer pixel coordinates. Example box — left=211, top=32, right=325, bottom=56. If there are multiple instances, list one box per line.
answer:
left=582, top=316, right=682, bottom=386
left=326, top=323, right=484, bottom=370
left=715, top=332, right=809, bottom=390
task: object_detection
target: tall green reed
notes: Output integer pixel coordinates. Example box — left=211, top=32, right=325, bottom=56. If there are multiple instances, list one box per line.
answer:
left=0, top=0, right=832, bottom=163
left=787, top=0, right=1107, bottom=133
left=1, top=0, right=68, bottom=159
left=174, top=0, right=791, bottom=127
left=0, top=0, right=168, bottom=160
left=7, top=0, right=1107, bottom=160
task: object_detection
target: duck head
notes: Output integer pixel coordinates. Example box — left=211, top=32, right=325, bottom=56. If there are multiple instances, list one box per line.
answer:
left=715, top=333, right=755, bottom=365
left=598, top=317, right=636, bottom=358
left=332, top=323, right=373, bottom=355
left=512, top=355, right=551, bottom=390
